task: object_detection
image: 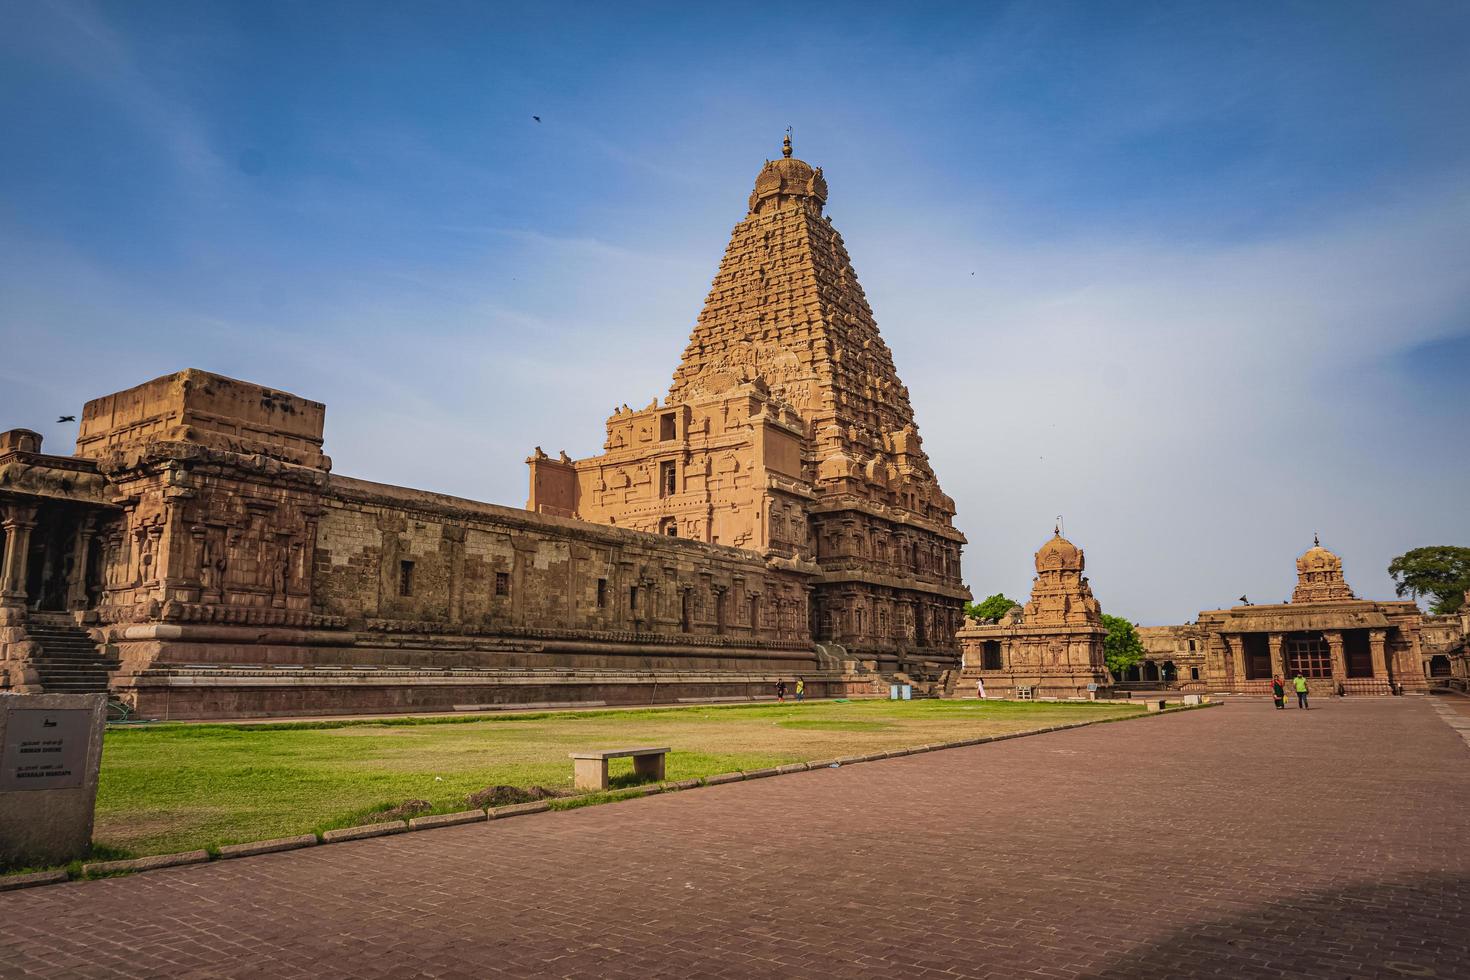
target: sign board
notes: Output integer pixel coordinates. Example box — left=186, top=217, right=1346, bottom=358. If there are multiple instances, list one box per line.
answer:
left=0, top=709, right=92, bottom=791
left=1087, top=683, right=1098, bottom=692
left=901, top=685, right=912, bottom=700
left=889, top=684, right=900, bottom=700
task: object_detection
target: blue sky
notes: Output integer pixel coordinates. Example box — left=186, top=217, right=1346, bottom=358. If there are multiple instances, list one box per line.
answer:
left=2, top=1, right=1467, bottom=623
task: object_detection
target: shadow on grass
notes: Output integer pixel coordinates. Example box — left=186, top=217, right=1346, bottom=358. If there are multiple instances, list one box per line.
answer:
left=1, top=842, right=135, bottom=880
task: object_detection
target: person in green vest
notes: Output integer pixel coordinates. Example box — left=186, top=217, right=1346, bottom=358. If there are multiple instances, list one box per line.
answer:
left=1293, top=672, right=1309, bottom=709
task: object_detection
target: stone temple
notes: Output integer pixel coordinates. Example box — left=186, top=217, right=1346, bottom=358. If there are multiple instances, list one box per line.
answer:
left=955, top=528, right=1111, bottom=700
left=528, top=133, right=967, bottom=672
left=0, top=137, right=967, bottom=719
left=1136, top=536, right=1431, bottom=696
left=958, top=528, right=1460, bottom=700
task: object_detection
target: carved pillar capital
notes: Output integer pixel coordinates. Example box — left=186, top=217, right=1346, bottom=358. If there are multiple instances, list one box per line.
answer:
left=1, top=504, right=39, bottom=532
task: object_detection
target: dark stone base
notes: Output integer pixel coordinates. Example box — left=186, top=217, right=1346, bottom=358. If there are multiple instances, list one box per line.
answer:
left=114, top=668, right=881, bottom=720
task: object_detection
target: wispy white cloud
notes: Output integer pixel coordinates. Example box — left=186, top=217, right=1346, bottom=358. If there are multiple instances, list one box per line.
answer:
left=12, top=0, right=226, bottom=190
left=869, top=178, right=1470, bottom=621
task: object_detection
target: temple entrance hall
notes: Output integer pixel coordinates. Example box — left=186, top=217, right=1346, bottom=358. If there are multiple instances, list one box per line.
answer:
left=2, top=498, right=110, bottom=615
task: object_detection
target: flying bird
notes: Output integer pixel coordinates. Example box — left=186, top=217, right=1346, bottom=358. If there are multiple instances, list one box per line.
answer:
left=1239, top=595, right=1250, bottom=605
left=57, top=415, right=75, bottom=423
left=532, top=115, right=541, bottom=123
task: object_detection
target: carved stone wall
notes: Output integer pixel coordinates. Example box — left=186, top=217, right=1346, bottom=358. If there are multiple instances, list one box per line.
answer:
left=1135, top=624, right=1211, bottom=688
left=318, top=475, right=812, bottom=645
left=0, top=370, right=870, bottom=716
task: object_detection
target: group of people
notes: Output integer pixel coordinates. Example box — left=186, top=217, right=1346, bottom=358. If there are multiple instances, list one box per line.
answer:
left=775, top=678, right=806, bottom=702
left=1271, top=673, right=1311, bottom=709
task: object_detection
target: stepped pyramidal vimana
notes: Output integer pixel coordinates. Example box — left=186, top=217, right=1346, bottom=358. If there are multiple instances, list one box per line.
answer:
left=0, top=136, right=1464, bottom=718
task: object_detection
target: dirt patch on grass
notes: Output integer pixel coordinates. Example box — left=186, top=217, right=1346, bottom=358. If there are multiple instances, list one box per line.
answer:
left=378, top=799, right=432, bottom=821
left=466, top=785, right=571, bottom=808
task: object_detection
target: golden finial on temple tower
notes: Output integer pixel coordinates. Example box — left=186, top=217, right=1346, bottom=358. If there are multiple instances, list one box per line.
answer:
left=783, top=127, right=793, bottom=159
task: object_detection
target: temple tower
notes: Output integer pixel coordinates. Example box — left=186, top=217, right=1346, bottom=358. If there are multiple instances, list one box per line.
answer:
left=528, top=136, right=968, bottom=665
left=1292, top=535, right=1356, bottom=603
left=956, top=528, right=1112, bottom=699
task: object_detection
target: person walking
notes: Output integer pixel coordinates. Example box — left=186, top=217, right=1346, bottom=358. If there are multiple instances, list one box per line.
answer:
left=795, top=677, right=805, bottom=702
left=1271, top=675, right=1286, bottom=710
left=776, top=679, right=787, bottom=703
left=976, top=676, right=987, bottom=700
left=1293, top=672, right=1309, bottom=709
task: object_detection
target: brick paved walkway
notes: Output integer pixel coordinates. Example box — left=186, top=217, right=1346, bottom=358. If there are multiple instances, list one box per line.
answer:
left=3, top=700, right=1467, bottom=979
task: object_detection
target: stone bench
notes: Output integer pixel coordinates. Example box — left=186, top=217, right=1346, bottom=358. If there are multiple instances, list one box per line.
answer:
left=569, top=747, right=670, bottom=791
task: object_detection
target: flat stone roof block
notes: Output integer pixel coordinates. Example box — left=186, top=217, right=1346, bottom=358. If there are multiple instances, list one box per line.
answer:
left=76, top=369, right=328, bottom=470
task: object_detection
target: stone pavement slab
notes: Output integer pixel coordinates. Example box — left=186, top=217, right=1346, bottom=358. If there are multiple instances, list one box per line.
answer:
left=2, top=699, right=1467, bottom=978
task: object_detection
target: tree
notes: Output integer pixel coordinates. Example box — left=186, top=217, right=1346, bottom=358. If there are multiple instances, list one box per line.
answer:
left=965, top=593, right=1019, bottom=622
left=1388, top=546, right=1470, bottom=614
left=1102, top=614, right=1145, bottom=677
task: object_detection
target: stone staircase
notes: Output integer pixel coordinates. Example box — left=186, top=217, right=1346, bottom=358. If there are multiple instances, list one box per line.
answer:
left=814, top=642, right=956, bottom=698
left=25, top=614, right=117, bottom=695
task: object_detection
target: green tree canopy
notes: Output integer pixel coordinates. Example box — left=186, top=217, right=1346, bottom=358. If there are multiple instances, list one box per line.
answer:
left=1388, top=546, right=1470, bottom=614
left=965, top=593, right=1020, bottom=622
left=1102, top=614, right=1145, bottom=677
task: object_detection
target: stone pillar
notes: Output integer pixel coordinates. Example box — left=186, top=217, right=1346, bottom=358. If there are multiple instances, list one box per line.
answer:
left=0, top=505, right=41, bottom=692
left=183, top=523, right=209, bottom=603
left=0, top=505, right=39, bottom=605
left=445, top=526, right=467, bottom=625
left=1226, top=635, right=1245, bottom=686
left=1268, top=632, right=1285, bottom=678
left=509, top=537, right=537, bottom=627
left=713, top=585, right=727, bottom=635
left=1369, top=628, right=1388, bottom=679
left=1326, top=631, right=1347, bottom=689
left=65, top=516, right=98, bottom=612
left=1402, top=629, right=1427, bottom=692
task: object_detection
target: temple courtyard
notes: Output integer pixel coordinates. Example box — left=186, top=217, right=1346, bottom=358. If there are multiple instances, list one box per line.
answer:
left=2, top=697, right=1466, bottom=979
left=88, top=699, right=1141, bottom=857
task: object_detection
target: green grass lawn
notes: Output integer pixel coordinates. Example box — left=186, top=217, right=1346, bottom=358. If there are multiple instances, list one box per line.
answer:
left=88, top=698, right=1142, bottom=860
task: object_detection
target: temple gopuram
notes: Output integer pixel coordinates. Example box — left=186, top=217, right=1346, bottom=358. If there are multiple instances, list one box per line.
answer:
left=956, top=529, right=1112, bottom=699
left=1138, top=538, right=1433, bottom=696
left=527, top=133, right=967, bottom=674
left=0, top=137, right=966, bottom=719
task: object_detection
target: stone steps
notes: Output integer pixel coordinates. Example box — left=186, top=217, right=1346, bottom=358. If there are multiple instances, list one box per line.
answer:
left=24, top=619, right=116, bottom=695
